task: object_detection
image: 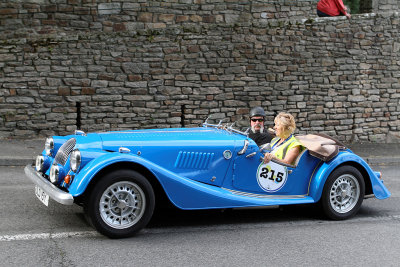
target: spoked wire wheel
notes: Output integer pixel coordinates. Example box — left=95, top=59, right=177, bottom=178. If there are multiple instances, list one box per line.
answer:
left=321, top=166, right=365, bottom=220
left=100, top=181, right=146, bottom=229
left=84, top=169, right=155, bottom=238
left=329, top=174, right=360, bottom=214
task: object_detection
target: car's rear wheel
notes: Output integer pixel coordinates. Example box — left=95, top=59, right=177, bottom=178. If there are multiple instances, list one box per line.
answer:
left=84, top=169, right=155, bottom=238
left=321, top=165, right=365, bottom=220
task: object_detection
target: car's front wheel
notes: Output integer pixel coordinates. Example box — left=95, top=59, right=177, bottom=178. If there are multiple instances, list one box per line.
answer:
left=84, top=169, right=155, bottom=238
left=321, top=165, right=365, bottom=220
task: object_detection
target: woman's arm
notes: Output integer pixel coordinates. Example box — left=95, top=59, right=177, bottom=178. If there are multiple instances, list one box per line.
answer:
left=336, top=0, right=351, bottom=18
left=263, top=145, right=301, bottom=165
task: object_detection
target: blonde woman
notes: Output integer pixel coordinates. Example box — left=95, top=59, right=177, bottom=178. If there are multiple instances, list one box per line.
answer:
left=263, top=112, right=303, bottom=165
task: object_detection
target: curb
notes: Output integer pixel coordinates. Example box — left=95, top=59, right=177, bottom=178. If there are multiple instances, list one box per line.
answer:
left=365, top=156, right=400, bottom=166
left=0, top=157, right=34, bottom=167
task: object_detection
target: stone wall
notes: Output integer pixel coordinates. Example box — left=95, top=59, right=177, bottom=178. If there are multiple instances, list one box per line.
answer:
left=0, top=0, right=399, bottom=143
left=372, top=0, right=400, bottom=13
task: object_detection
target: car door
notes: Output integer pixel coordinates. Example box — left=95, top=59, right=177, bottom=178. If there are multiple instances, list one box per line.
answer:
left=232, top=145, right=321, bottom=196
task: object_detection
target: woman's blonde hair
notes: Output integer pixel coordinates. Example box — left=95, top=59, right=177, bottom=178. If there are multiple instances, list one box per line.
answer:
left=275, top=112, right=296, bottom=134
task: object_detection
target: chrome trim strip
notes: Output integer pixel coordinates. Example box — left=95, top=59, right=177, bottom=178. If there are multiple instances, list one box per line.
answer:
left=223, top=188, right=307, bottom=199
left=74, top=130, right=86, bottom=136
left=119, top=147, right=131, bottom=153
left=24, top=165, right=74, bottom=205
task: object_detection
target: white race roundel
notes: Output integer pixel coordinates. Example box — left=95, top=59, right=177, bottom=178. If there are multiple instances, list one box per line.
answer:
left=256, top=161, right=288, bottom=192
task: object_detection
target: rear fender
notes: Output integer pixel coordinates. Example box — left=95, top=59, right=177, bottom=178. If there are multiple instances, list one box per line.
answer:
left=309, top=151, right=391, bottom=201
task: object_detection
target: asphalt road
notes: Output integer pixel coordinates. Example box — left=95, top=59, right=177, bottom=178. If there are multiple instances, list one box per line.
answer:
left=0, top=165, right=399, bottom=266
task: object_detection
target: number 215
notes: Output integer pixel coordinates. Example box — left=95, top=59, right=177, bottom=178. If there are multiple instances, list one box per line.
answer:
left=260, top=168, right=284, bottom=183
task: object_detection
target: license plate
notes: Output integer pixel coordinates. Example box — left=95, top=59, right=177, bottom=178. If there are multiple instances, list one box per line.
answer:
left=35, top=185, right=49, bottom=206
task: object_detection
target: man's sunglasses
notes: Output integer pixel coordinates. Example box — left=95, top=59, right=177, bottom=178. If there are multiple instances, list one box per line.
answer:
left=251, top=119, right=264, bottom=122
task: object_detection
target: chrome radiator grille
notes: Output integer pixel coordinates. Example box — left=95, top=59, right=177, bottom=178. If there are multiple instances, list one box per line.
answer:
left=54, top=138, right=76, bottom=166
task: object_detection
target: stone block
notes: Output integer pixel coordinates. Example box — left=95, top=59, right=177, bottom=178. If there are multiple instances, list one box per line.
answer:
left=122, top=63, right=150, bottom=74
left=126, top=81, right=148, bottom=88
left=91, top=80, right=109, bottom=88
left=98, top=3, right=121, bottom=15
left=158, top=14, right=175, bottom=22
left=348, top=95, right=365, bottom=102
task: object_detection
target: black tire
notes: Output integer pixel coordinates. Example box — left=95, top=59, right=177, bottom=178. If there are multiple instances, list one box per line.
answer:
left=321, top=165, right=365, bottom=220
left=84, top=169, right=155, bottom=238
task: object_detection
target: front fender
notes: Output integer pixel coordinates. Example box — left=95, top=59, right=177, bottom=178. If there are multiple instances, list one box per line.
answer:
left=68, top=152, right=157, bottom=196
left=309, top=151, right=391, bottom=201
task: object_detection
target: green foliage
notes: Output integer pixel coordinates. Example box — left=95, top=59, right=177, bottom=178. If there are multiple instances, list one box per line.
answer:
left=343, top=0, right=360, bottom=14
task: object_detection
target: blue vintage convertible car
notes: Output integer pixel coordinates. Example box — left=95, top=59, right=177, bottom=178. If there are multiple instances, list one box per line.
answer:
left=25, top=121, right=391, bottom=238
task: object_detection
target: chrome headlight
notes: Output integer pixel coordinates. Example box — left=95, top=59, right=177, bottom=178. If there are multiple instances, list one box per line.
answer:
left=35, top=155, right=44, bottom=172
left=70, top=149, right=81, bottom=172
left=49, top=165, right=60, bottom=184
left=45, top=137, right=54, bottom=156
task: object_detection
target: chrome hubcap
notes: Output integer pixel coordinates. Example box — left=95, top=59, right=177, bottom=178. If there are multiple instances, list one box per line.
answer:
left=329, top=174, right=360, bottom=214
left=100, top=181, right=146, bottom=229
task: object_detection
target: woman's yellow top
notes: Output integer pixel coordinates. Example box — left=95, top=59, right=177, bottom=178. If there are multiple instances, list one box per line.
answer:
left=270, top=135, right=303, bottom=163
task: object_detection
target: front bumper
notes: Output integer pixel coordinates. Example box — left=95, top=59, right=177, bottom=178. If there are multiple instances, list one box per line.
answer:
left=24, top=165, right=74, bottom=205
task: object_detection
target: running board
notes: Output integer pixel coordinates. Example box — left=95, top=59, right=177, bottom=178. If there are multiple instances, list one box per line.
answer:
left=223, top=188, right=316, bottom=205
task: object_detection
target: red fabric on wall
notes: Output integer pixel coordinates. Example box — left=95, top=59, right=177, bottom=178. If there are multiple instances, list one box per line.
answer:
left=317, top=0, right=346, bottom=16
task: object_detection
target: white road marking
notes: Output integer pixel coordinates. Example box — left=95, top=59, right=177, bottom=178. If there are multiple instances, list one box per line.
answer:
left=1, top=214, right=400, bottom=242
left=0, top=231, right=99, bottom=242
